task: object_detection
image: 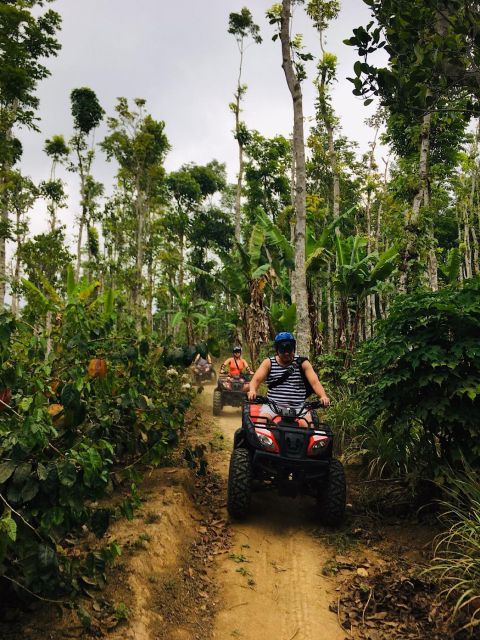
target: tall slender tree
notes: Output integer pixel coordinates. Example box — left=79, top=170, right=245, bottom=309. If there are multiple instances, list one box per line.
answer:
left=268, top=0, right=312, bottom=355
left=228, top=7, right=262, bottom=242
left=69, top=87, right=104, bottom=278
left=102, top=98, right=170, bottom=322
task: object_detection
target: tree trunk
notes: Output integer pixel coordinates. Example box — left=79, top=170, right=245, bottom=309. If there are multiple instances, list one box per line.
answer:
left=399, top=110, right=432, bottom=292
left=11, top=207, right=23, bottom=317
left=235, top=142, right=244, bottom=242
left=326, top=122, right=340, bottom=219
left=280, top=0, right=311, bottom=356
left=290, top=134, right=296, bottom=306
left=308, top=280, right=322, bottom=356
left=75, top=140, right=87, bottom=280
left=234, top=46, right=245, bottom=243
left=244, top=279, right=270, bottom=366
left=146, top=259, right=154, bottom=330
left=135, top=190, right=145, bottom=321
left=471, top=226, right=479, bottom=275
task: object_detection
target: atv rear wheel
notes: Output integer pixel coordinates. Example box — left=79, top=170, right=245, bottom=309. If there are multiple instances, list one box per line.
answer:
left=227, top=448, right=252, bottom=519
left=317, top=459, right=346, bottom=527
left=213, top=390, right=222, bottom=416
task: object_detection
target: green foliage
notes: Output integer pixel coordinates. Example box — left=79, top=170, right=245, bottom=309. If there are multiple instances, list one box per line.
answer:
left=0, top=1, right=61, bottom=130
left=270, top=302, right=296, bottom=333
left=70, top=88, right=104, bottom=135
left=428, top=467, right=480, bottom=631
left=353, top=278, right=480, bottom=478
left=0, top=273, right=195, bottom=597
left=19, top=229, right=73, bottom=291
left=228, top=7, right=262, bottom=44
left=346, top=0, right=480, bottom=115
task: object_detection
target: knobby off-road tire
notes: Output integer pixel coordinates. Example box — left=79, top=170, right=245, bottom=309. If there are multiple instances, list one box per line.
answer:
left=317, top=459, right=346, bottom=527
left=227, top=448, right=252, bottom=519
left=213, top=390, right=222, bottom=416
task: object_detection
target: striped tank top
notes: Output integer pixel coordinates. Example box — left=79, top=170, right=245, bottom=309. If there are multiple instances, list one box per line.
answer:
left=266, top=356, right=306, bottom=407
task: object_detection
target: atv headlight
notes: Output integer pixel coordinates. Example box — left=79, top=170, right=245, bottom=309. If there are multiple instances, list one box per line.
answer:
left=307, top=434, right=329, bottom=456
left=254, top=427, right=279, bottom=454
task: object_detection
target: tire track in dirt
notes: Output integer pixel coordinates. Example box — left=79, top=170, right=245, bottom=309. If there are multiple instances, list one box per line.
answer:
left=200, top=385, right=345, bottom=640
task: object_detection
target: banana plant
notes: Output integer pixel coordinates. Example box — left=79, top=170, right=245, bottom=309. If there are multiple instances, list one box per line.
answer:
left=334, top=233, right=398, bottom=349
left=438, top=247, right=461, bottom=284
left=166, top=285, right=211, bottom=345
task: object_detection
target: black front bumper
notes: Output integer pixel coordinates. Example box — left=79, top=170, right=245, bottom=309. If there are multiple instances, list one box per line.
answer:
left=221, top=391, right=246, bottom=406
left=252, top=449, right=330, bottom=480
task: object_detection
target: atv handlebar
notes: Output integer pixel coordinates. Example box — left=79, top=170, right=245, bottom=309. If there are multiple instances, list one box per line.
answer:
left=247, top=395, right=326, bottom=415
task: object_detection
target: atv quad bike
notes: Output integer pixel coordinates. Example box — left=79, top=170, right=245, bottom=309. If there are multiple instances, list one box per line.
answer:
left=227, top=396, right=346, bottom=526
left=213, top=374, right=250, bottom=416
left=192, top=361, right=216, bottom=385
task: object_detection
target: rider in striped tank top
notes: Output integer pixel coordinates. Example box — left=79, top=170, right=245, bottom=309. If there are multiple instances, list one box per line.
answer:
left=248, top=332, right=330, bottom=427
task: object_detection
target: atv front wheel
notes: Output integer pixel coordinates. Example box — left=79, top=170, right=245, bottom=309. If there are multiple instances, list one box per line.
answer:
left=213, top=390, right=222, bottom=416
left=227, top=448, right=252, bottom=519
left=317, top=459, right=346, bottom=527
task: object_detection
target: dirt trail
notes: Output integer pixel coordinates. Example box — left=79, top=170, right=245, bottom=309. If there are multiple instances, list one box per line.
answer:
left=202, top=385, right=345, bottom=640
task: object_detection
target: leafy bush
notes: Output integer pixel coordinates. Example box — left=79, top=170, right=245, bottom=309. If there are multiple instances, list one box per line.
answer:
left=0, top=272, right=195, bottom=598
left=352, top=277, right=480, bottom=479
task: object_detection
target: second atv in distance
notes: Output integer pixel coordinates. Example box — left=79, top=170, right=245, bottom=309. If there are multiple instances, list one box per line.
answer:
left=191, top=360, right=216, bottom=385
left=213, top=373, right=250, bottom=416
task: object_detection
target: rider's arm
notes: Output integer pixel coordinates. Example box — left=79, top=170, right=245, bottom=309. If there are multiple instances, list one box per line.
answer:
left=220, top=358, right=230, bottom=374
left=302, top=360, right=330, bottom=406
left=247, top=359, right=271, bottom=400
left=244, top=360, right=253, bottom=374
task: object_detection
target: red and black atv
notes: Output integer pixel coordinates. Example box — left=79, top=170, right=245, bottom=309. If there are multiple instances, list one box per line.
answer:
left=227, top=396, right=346, bottom=526
left=213, top=374, right=250, bottom=416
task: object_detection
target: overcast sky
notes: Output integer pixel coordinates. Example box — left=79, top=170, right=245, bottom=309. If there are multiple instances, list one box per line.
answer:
left=19, top=0, right=383, bottom=239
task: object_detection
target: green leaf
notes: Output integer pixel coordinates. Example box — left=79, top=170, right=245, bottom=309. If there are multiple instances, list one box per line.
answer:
left=21, top=478, right=39, bottom=503
left=0, top=512, right=17, bottom=542
left=0, top=461, right=16, bottom=484
left=60, top=384, right=81, bottom=410
left=38, top=544, right=57, bottom=568
left=19, top=397, right=33, bottom=412
left=37, top=463, right=48, bottom=481
left=21, top=278, right=50, bottom=309
left=249, top=224, right=265, bottom=271
left=251, top=264, right=270, bottom=279
left=12, top=463, right=32, bottom=485
left=66, top=264, right=76, bottom=299
left=58, top=461, right=77, bottom=488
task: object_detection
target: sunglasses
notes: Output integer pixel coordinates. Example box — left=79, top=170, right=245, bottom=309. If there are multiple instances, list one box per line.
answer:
left=277, top=342, right=295, bottom=354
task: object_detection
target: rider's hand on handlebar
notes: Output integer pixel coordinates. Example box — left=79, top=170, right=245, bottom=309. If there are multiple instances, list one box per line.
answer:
left=320, top=394, right=330, bottom=407
left=247, top=389, right=257, bottom=401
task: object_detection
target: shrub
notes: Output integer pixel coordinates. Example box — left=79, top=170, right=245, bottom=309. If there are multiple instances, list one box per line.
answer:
left=0, top=275, right=195, bottom=598
left=352, top=277, right=480, bottom=479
